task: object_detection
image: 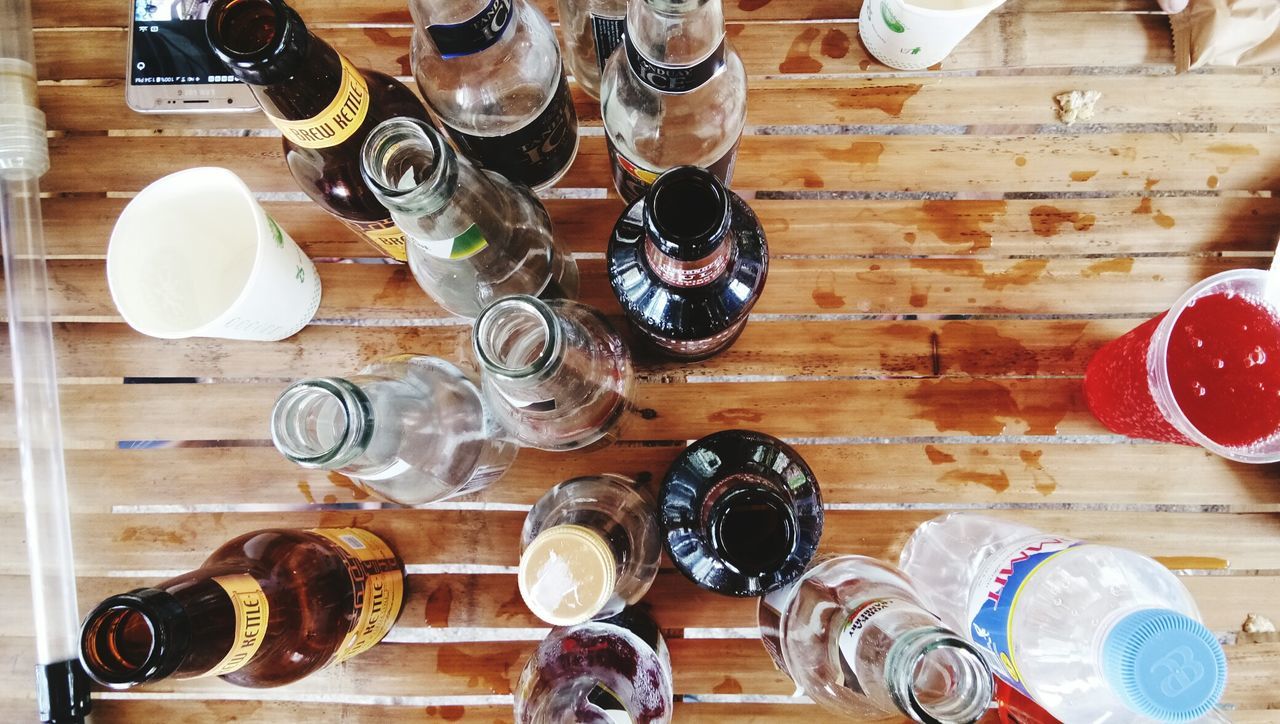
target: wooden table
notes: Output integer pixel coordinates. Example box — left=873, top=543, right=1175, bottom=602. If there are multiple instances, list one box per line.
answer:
left=6, top=0, right=1280, bottom=720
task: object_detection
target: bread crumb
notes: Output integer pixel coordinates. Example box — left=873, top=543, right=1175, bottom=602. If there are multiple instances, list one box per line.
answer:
left=1055, top=90, right=1102, bottom=125
left=1243, top=613, right=1276, bottom=633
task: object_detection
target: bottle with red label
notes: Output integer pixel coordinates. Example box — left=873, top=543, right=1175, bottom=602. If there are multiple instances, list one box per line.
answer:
left=759, top=555, right=994, bottom=722
left=207, top=0, right=433, bottom=261
left=600, top=0, right=747, bottom=201
left=79, top=528, right=404, bottom=689
left=409, top=0, right=579, bottom=191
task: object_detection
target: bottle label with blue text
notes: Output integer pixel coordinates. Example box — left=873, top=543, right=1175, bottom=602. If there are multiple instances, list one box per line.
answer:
left=967, top=534, right=1080, bottom=696
left=624, top=30, right=726, bottom=94
left=427, top=0, right=513, bottom=58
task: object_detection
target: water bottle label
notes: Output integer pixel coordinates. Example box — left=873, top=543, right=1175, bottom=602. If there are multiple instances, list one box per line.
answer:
left=967, top=534, right=1080, bottom=697
left=426, top=0, right=513, bottom=58
left=408, top=223, right=491, bottom=260
left=837, top=598, right=908, bottom=695
left=624, top=30, right=727, bottom=94
left=590, top=13, right=626, bottom=73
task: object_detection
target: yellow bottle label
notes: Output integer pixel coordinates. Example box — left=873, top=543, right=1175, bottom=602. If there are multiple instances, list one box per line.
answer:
left=198, top=574, right=270, bottom=678
left=308, top=527, right=405, bottom=664
left=343, top=217, right=409, bottom=262
left=266, top=53, right=370, bottom=149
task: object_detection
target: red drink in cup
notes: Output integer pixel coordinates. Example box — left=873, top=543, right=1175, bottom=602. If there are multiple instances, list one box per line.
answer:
left=1084, top=269, right=1280, bottom=462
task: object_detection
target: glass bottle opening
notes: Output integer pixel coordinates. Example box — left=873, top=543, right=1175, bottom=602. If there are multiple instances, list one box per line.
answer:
left=81, top=605, right=158, bottom=685
left=361, top=117, right=452, bottom=211
left=706, top=481, right=797, bottom=576
left=271, top=380, right=361, bottom=466
left=474, top=296, right=560, bottom=379
left=645, top=167, right=730, bottom=261
left=901, top=634, right=994, bottom=724
left=209, top=0, right=282, bottom=56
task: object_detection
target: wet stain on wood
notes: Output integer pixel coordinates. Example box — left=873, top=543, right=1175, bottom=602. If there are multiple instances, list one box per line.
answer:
left=943, top=322, right=1039, bottom=376
left=1144, top=178, right=1160, bottom=190
left=909, top=291, right=929, bottom=308
left=1153, top=211, right=1176, bottom=229
left=940, top=469, right=1010, bottom=493
left=1069, top=170, right=1098, bottom=182
left=918, top=199, right=1007, bottom=252
left=1019, top=449, right=1057, bottom=496
left=835, top=84, right=922, bottom=117
left=119, top=526, right=189, bottom=546
left=1082, top=257, right=1134, bottom=278
left=435, top=644, right=513, bottom=693
left=780, top=27, right=823, bottom=73
left=738, top=0, right=771, bottom=11
left=909, top=258, right=1048, bottom=291
left=820, top=141, right=885, bottom=165
left=1207, top=143, right=1260, bottom=157
left=821, top=28, right=851, bottom=59
left=904, top=232, right=917, bottom=243
left=908, top=378, right=1065, bottom=436
left=1132, top=197, right=1153, bottom=215
left=638, top=407, right=659, bottom=420
left=709, top=408, right=765, bottom=425
left=328, top=471, right=371, bottom=501
left=297, top=481, right=316, bottom=504
left=812, top=271, right=846, bottom=309
left=1029, top=206, right=1097, bottom=237
left=1014, top=156, right=1027, bottom=167
left=713, top=676, right=744, bottom=694
left=859, top=58, right=872, bottom=71
left=1207, top=175, right=1219, bottom=189
left=927, top=62, right=943, bottom=71
left=1154, top=556, right=1230, bottom=570
left=424, top=583, right=453, bottom=627
left=924, top=445, right=956, bottom=465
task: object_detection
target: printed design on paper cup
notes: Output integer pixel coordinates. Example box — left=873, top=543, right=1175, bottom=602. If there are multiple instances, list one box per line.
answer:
left=268, top=216, right=284, bottom=248
left=881, top=1, right=907, bottom=33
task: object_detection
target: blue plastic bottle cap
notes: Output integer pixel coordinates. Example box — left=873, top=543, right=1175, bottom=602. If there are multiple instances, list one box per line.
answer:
left=1101, top=608, right=1228, bottom=722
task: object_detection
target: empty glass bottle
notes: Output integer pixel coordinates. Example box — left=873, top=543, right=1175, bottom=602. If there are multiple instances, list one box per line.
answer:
left=473, top=296, right=633, bottom=451
left=600, top=0, right=747, bottom=201
left=409, top=0, right=579, bottom=191
left=80, top=527, right=403, bottom=689
left=361, top=117, right=579, bottom=318
left=759, top=555, right=994, bottom=723
left=661, top=429, right=823, bottom=596
left=519, top=475, right=661, bottom=626
left=270, top=355, right=518, bottom=505
left=558, top=0, right=628, bottom=100
left=515, top=608, right=673, bottom=723
left=207, top=0, right=432, bottom=261
left=608, top=165, right=767, bottom=361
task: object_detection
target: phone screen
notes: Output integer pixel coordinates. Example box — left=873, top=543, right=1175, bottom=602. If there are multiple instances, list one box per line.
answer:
left=131, top=0, right=239, bottom=86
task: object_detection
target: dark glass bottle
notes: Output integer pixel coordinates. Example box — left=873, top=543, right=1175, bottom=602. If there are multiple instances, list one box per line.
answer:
left=661, top=429, right=823, bottom=597
left=607, top=165, right=767, bottom=361
left=207, top=0, right=434, bottom=261
left=79, top=528, right=404, bottom=689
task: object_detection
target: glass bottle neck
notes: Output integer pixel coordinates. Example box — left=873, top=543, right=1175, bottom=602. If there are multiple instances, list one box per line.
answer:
left=630, top=0, right=724, bottom=65
left=409, top=0, right=521, bottom=58
left=640, top=166, right=734, bottom=288
left=474, top=296, right=566, bottom=392
left=271, top=377, right=373, bottom=470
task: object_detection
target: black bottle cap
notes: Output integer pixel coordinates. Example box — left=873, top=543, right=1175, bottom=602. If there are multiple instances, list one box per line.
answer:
left=79, top=588, right=191, bottom=688
left=207, top=0, right=311, bottom=86
left=660, top=429, right=824, bottom=597
left=36, top=659, right=91, bottom=724
left=643, top=166, right=733, bottom=262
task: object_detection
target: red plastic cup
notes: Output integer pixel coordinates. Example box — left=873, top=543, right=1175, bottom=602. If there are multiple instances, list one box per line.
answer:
left=1084, top=269, right=1280, bottom=463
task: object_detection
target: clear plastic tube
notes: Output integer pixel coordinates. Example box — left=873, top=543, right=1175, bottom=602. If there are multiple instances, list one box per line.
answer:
left=1, top=0, right=91, bottom=720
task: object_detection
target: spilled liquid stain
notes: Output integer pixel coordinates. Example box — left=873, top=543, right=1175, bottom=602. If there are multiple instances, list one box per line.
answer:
left=927, top=62, right=943, bottom=71
left=1153, top=211, right=1176, bottom=229
left=909, top=258, right=1048, bottom=292
left=713, top=676, right=744, bottom=694
left=1132, top=197, right=1153, bottom=215
left=434, top=644, right=513, bottom=693
left=780, top=27, right=823, bottom=73
left=835, top=84, right=922, bottom=117
left=812, top=271, right=847, bottom=309
left=738, top=0, right=771, bottom=11
left=1014, top=156, right=1027, bottom=167
left=859, top=58, right=872, bottom=71
left=1019, top=449, right=1058, bottom=496
left=1144, top=177, right=1160, bottom=190
left=924, top=445, right=956, bottom=465
left=918, top=200, right=1007, bottom=252
left=1207, top=175, right=1220, bottom=189
left=940, top=469, right=1010, bottom=493
left=497, top=586, right=532, bottom=621
left=1153, top=556, right=1230, bottom=571
left=119, top=526, right=189, bottom=546
left=1207, top=143, right=1260, bottom=157
left=909, top=379, right=1066, bottom=436
left=1081, top=257, right=1135, bottom=278
left=1029, top=206, right=1097, bottom=238
left=909, top=291, right=929, bottom=308
left=943, top=322, right=1039, bottom=376
left=904, top=232, right=917, bottom=243
left=820, top=141, right=885, bottom=165
left=821, top=28, right=851, bottom=59
left=297, top=481, right=316, bottom=504
left=328, top=471, right=371, bottom=501
left=1069, top=170, right=1098, bottom=182
left=709, top=407, right=765, bottom=425
left=424, top=583, right=453, bottom=626
left=423, top=706, right=465, bottom=721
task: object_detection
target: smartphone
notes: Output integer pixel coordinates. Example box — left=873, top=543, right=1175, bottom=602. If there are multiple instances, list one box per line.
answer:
left=126, top=0, right=258, bottom=113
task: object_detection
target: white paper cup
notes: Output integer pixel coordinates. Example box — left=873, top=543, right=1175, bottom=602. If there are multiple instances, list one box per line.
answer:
left=859, top=0, right=1007, bottom=71
left=107, top=167, right=322, bottom=341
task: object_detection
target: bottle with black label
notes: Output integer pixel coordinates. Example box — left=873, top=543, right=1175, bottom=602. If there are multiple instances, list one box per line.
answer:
left=558, top=0, right=628, bottom=99
left=515, top=608, right=673, bottom=723
left=80, top=528, right=404, bottom=689
left=608, top=166, right=767, bottom=361
left=270, top=354, right=518, bottom=506
left=473, top=295, right=633, bottom=451
left=600, top=0, right=747, bottom=201
left=207, top=0, right=433, bottom=262
left=409, top=0, right=579, bottom=191
left=759, top=555, right=994, bottom=722
left=361, top=117, right=579, bottom=318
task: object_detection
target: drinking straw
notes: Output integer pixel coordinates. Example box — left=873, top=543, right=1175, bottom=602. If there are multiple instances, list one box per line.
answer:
left=1, top=0, right=92, bottom=720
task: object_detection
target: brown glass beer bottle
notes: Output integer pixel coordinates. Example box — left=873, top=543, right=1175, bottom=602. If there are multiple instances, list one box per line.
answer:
left=79, top=528, right=404, bottom=689
left=206, top=0, right=433, bottom=261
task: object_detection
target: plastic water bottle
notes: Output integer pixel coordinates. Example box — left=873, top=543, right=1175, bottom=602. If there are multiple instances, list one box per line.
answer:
left=898, top=513, right=1227, bottom=723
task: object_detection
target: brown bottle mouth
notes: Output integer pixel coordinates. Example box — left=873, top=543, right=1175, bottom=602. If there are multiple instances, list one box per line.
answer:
left=79, top=589, right=189, bottom=688
left=209, top=0, right=285, bottom=57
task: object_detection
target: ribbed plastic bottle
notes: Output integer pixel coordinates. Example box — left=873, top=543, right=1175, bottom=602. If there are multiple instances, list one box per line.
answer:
left=899, top=513, right=1228, bottom=723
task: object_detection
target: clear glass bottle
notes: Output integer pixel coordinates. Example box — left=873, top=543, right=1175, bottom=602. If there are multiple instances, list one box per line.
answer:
left=409, top=0, right=579, bottom=191
left=599, top=0, right=747, bottom=201
left=759, top=555, right=994, bottom=723
left=515, top=608, right=673, bottom=723
left=661, top=429, right=823, bottom=596
left=270, top=355, right=518, bottom=505
left=558, top=0, right=628, bottom=100
left=519, top=475, right=661, bottom=626
left=361, top=116, right=579, bottom=318
left=609, top=166, right=767, bottom=361
left=473, top=295, right=633, bottom=451
left=80, top=528, right=403, bottom=689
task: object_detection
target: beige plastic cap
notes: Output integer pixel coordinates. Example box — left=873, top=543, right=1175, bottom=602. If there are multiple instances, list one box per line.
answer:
left=518, top=524, right=617, bottom=626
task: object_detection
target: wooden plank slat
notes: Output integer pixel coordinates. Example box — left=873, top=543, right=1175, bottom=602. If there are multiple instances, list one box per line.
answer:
left=13, top=442, right=1280, bottom=512
left=34, top=16, right=1177, bottom=83
left=43, top=133, right=1280, bottom=194
left=41, top=75, right=1280, bottom=133
left=38, top=196, right=1280, bottom=259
